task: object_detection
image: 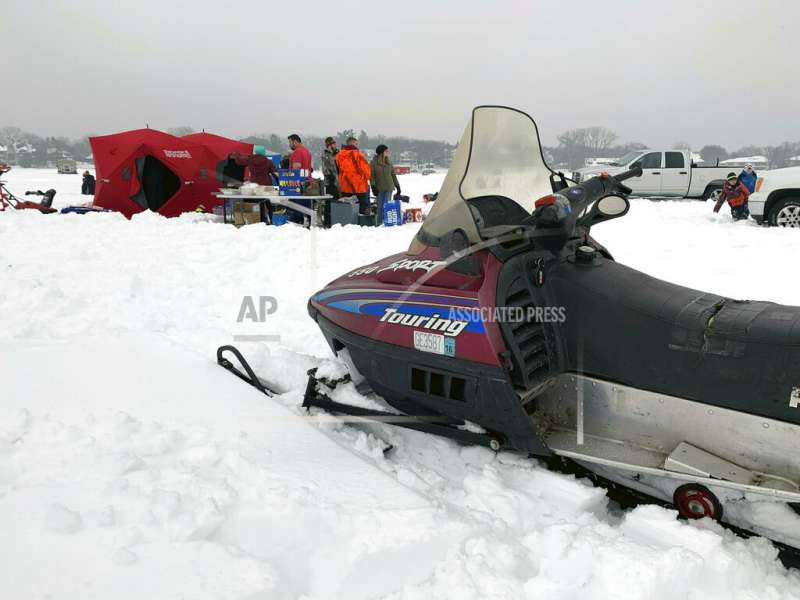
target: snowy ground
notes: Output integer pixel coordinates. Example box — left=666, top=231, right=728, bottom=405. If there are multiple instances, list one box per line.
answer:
left=2, top=168, right=800, bottom=599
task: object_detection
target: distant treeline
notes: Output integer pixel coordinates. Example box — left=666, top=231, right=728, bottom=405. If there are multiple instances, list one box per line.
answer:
left=3, top=124, right=799, bottom=172
left=0, top=125, right=456, bottom=169
left=545, top=126, right=800, bottom=171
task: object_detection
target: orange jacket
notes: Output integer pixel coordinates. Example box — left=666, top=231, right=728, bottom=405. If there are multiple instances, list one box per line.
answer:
left=335, top=146, right=371, bottom=194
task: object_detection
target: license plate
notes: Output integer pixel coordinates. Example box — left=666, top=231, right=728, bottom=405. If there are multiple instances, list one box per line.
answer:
left=413, top=331, right=444, bottom=355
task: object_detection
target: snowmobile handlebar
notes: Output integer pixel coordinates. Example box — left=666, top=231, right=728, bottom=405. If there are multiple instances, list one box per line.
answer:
left=566, top=166, right=643, bottom=215
left=611, top=165, right=644, bottom=183
left=528, top=166, right=642, bottom=249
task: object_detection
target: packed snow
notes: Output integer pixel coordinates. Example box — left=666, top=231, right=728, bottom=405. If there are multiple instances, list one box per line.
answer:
left=2, top=168, right=800, bottom=599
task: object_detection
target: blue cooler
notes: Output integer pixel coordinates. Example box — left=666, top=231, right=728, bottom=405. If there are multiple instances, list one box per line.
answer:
left=382, top=198, right=402, bottom=227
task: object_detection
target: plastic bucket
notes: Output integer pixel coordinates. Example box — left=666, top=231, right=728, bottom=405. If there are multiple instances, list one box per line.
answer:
left=272, top=211, right=288, bottom=226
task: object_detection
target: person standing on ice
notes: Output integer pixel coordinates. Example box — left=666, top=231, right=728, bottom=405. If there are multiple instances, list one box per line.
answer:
left=287, top=134, right=313, bottom=174
left=336, top=136, right=371, bottom=216
left=714, top=172, right=751, bottom=220
left=81, top=170, right=95, bottom=195
left=232, top=145, right=278, bottom=186
left=369, top=144, right=402, bottom=225
left=739, top=163, right=758, bottom=193
left=320, top=136, right=339, bottom=200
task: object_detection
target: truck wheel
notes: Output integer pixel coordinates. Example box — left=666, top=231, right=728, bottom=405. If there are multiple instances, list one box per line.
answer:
left=703, top=186, right=722, bottom=203
left=769, top=198, right=800, bottom=227
left=673, top=483, right=722, bottom=521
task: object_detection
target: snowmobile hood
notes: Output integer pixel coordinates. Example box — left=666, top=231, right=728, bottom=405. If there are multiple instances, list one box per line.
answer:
left=413, top=105, right=562, bottom=250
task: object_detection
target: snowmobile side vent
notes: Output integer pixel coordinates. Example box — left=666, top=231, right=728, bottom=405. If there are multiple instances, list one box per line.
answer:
left=409, top=366, right=470, bottom=402
left=496, top=270, right=555, bottom=390
left=411, top=368, right=427, bottom=392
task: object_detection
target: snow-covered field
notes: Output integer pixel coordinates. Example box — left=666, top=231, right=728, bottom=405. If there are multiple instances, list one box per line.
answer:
left=3, top=168, right=800, bottom=599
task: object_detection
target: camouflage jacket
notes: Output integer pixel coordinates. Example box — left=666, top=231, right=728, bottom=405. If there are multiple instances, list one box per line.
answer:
left=320, top=148, right=339, bottom=181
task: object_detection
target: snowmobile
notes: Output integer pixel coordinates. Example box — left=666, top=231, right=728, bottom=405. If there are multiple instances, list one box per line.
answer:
left=0, top=165, right=58, bottom=213
left=220, top=106, right=800, bottom=550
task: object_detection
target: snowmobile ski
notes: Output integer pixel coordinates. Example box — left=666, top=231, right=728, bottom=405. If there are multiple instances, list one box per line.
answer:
left=302, top=368, right=506, bottom=451
left=216, top=345, right=277, bottom=396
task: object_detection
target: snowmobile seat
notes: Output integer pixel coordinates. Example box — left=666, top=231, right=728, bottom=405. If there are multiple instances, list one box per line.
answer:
left=550, top=257, right=800, bottom=425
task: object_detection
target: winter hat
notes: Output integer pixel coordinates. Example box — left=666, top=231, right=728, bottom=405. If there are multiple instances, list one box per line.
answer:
left=325, top=136, right=336, bottom=146
left=375, top=144, right=388, bottom=156
left=726, top=172, right=737, bottom=181
left=254, top=145, right=266, bottom=156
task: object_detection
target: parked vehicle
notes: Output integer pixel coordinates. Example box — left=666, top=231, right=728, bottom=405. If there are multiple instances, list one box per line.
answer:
left=748, top=166, right=800, bottom=227
left=56, top=158, right=77, bottom=174
left=574, top=150, right=730, bottom=200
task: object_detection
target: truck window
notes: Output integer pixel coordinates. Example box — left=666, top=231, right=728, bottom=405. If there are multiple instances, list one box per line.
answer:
left=640, top=152, right=662, bottom=169
left=665, top=152, right=685, bottom=169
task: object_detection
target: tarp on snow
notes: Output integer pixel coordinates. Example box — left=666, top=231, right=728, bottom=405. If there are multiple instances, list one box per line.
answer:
left=90, top=129, right=210, bottom=218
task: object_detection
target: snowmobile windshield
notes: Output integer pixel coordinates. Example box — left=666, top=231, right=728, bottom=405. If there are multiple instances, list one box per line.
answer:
left=413, top=106, right=561, bottom=250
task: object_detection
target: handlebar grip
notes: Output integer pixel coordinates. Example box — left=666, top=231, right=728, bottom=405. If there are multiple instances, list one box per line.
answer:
left=612, top=166, right=643, bottom=182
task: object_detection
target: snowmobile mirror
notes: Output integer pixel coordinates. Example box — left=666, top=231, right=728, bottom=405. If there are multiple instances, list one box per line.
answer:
left=577, top=194, right=630, bottom=229
left=596, top=195, right=629, bottom=217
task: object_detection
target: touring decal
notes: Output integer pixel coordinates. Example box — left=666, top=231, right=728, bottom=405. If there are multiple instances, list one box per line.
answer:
left=379, top=307, right=468, bottom=337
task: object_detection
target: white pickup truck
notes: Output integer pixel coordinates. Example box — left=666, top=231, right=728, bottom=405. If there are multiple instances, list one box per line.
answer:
left=573, top=150, right=731, bottom=200
left=747, top=166, right=800, bottom=227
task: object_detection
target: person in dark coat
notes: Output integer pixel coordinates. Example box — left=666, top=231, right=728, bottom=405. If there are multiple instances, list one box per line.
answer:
left=714, top=172, right=750, bottom=220
left=369, top=144, right=401, bottom=225
left=81, top=171, right=96, bottom=195
left=232, top=145, right=278, bottom=186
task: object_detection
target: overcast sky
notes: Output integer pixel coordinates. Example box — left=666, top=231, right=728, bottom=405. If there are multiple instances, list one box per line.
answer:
left=2, top=0, right=798, bottom=149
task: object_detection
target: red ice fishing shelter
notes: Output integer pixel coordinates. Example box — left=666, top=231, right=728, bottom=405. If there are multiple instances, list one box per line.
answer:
left=183, top=132, right=254, bottom=197
left=90, top=129, right=210, bottom=218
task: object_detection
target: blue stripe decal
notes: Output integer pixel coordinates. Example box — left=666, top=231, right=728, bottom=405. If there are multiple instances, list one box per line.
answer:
left=313, top=288, right=478, bottom=305
left=326, top=300, right=485, bottom=334
left=331, top=292, right=478, bottom=306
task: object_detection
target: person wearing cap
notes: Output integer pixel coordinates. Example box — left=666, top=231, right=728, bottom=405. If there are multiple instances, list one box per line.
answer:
left=320, top=137, right=339, bottom=200
left=369, top=144, right=402, bottom=225
left=288, top=134, right=313, bottom=174
left=233, top=145, right=278, bottom=186
left=81, top=170, right=96, bottom=195
left=714, top=172, right=751, bottom=221
left=739, top=163, right=758, bottom=193
left=336, top=136, right=371, bottom=216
